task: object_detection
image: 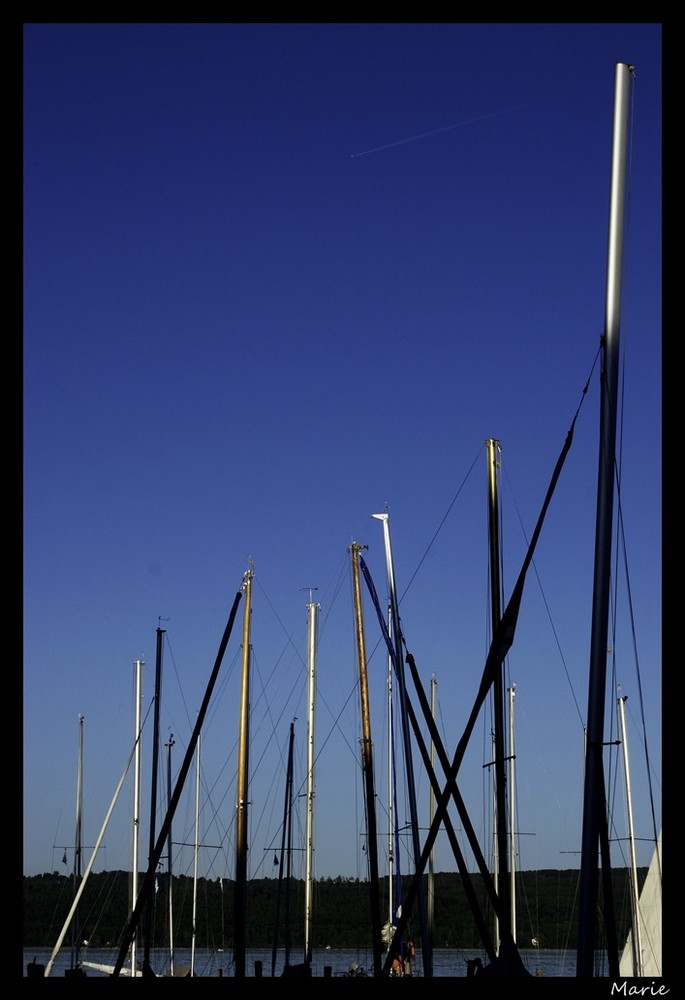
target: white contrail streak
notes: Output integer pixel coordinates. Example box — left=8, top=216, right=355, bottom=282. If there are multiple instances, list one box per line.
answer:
left=350, top=99, right=547, bottom=158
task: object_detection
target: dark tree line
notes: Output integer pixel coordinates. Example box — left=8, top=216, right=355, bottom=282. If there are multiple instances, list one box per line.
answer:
left=24, top=867, right=643, bottom=953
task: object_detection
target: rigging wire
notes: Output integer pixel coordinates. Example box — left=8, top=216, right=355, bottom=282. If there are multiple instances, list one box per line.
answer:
left=399, top=447, right=482, bottom=606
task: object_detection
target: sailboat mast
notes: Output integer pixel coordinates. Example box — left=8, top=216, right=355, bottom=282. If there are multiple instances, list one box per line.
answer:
left=191, top=730, right=201, bottom=977
left=285, top=724, right=294, bottom=966
left=234, top=565, right=253, bottom=979
left=508, top=684, right=517, bottom=944
left=617, top=695, right=643, bottom=976
left=131, top=657, right=144, bottom=977
left=143, top=629, right=164, bottom=972
left=427, top=675, right=436, bottom=970
left=166, top=734, right=175, bottom=976
left=349, top=542, right=384, bottom=977
left=372, top=511, right=430, bottom=974
left=485, top=439, right=511, bottom=949
left=46, top=728, right=141, bottom=976
left=271, top=721, right=295, bottom=976
left=69, top=713, right=85, bottom=971
left=387, top=602, right=395, bottom=937
left=304, top=595, right=319, bottom=972
left=576, top=61, right=633, bottom=978
left=372, top=520, right=396, bottom=943
left=111, top=584, right=244, bottom=977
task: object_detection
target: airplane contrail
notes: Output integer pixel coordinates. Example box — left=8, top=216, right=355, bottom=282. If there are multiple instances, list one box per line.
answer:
left=350, top=98, right=549, bottom=158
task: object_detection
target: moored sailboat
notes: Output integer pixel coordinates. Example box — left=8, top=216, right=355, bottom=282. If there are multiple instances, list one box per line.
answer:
left=619, top=830, right=662, bottom=977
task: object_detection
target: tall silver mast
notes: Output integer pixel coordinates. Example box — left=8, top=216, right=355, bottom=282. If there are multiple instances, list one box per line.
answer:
left=576, top=61, right=634, bottom=977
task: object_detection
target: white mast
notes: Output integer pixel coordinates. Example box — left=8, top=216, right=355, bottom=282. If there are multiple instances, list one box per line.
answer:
left=131, top=658, right=144, bottom=977
left=508, top=684, right=517, bottom=943
left=304, top=594, right=319, bottom=972
left=387, top=601, right=395, bottom=936
left=166, top=734, right=175, bottom=976
left=373, top=512, right=397, bottom=943
left=617, top=694, right=643, bottom=976
left=373, top=510, right=430, bottom=974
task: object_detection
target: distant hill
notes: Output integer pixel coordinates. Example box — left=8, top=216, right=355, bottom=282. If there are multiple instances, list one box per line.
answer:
left=24, top=868, right=643, bottom=952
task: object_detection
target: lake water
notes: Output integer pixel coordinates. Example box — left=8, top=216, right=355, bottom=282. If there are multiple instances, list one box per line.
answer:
left=24, top=945, right=606, bottom=978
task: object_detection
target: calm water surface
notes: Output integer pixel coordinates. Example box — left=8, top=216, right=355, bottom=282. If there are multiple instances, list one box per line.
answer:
left=24, top=946, right=603, bottom=978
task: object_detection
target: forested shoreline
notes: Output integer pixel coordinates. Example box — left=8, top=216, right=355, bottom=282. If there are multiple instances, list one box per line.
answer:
left=24, top=868, right=643, bottom=952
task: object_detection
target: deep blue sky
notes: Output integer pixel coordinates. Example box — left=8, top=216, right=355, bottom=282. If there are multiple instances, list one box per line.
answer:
left=23, top=22, right=661, bottom=888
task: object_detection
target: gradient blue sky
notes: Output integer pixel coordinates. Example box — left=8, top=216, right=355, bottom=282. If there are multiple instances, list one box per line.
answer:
left=23, top=22, right=661, bottom=888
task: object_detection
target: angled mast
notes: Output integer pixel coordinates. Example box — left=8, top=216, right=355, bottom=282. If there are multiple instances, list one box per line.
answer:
left=46, top=729, right=140, bottom=976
